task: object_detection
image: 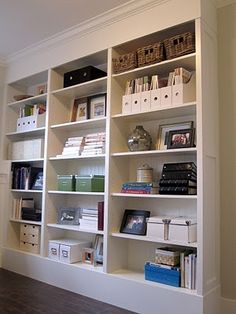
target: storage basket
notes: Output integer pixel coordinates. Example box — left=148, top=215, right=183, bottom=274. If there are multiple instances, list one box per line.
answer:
left=137, top=42, right=164, bottom=68
left=112, top=52, right=137, bottom=74
left=155, top=247, right=180, bottom=266
left=164, top=32, right=195, bottom=60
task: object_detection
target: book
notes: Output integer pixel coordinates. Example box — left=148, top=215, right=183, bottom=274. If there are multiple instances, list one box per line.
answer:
left=161, top=171, right=197, bottom=181
left=159, top=179, right=197, bottom=187
left=98, top=201, right=104, bottom=231
left=162, top=162, right=197, bottom=173
left=159, top=186, right=197, bottom=195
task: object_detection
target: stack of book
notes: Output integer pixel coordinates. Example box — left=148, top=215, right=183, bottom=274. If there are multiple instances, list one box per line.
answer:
left=12, top=197, right=42, bottom=221
left=57, top=136, right=84, bottom=158
left=79, top=208, right=98, bottom=230
left=121, top=182, right=158, bottom=194
left=81, top=132, right=106, bottom=156
left=159, top=162, right=197, bottom=195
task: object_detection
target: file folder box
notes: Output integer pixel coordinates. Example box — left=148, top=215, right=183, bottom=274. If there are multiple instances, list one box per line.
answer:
left=122, top=94, right=132, bottom=114
left=150, top=89, right=161, bottom=110
left=16, top=112, right=46, bottom=132
left=140, top=91, right=150, bottom=112
left=145, top=262, right=180, bottom=287
left=75, top=175, right=104, bottom=192
left=131, top=93, right=141, bottom=113
left=172, top=73, right=196, bottom=106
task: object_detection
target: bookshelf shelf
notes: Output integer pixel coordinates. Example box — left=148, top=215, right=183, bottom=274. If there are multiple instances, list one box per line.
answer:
left=48, top=190, right=105, bottom=196
left=50, top=117, right=106, bottom=131
left=47, top=223, right=104, bottom=234
left=10, top=219, right=42, bottom=226
left=111, top=193, right=197, bottom=200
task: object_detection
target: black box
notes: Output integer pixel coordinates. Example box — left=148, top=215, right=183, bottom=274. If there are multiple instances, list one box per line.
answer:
left=64, top=65, right=107, bottom=88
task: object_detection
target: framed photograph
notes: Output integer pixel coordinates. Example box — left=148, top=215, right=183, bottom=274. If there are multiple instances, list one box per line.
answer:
left=57, top=207, right=80, bottom=225
left=156, top=121, right=194, bottom=150
left=37, top=83, right=47, bottom=95
left=89, top=94, right=106, bottom=119
left=70, top=97, right=88, bottom=122
left=167, top=128, right=195, bottom=149
left=94, top=234, right=103, bottom=264
left=82, top=248, right=95, bottom=265
left=120, top=209, right=150, bottom=236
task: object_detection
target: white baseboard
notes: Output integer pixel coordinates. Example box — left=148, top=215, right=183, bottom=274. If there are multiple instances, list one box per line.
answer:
left=221, top=297, right=236, bottom=314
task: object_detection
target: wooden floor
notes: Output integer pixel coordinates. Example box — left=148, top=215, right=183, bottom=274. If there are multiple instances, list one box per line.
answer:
left=0, top=268, right=136, bottom=314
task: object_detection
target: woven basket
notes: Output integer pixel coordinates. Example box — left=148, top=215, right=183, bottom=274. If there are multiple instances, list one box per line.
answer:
left=164, top=32, right=195, bottom=60
left=113, top=52, right=137, bottom=74
left=155, top=249, right=180, bottom=266
left=137, top=42, right=164, bottom=68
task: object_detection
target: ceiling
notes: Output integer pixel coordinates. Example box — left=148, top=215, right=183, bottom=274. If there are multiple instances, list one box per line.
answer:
left=0, top=0, right=131, bottom=61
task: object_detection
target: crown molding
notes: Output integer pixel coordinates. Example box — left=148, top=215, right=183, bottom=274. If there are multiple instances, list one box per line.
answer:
left=7, top=0, right=169, bottom=63
left=217, top=0, right=236, bottom=8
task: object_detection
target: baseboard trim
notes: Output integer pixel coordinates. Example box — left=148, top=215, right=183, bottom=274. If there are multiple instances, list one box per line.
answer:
left=221, top=296, right=236, bottom=314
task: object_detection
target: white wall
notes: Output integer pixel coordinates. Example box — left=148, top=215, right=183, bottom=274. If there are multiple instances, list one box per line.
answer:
left=218, top=2, right=236, bottom=311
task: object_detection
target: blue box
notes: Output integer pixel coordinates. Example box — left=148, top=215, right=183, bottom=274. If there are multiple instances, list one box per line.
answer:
left=144, top=262, right=180, bottom=287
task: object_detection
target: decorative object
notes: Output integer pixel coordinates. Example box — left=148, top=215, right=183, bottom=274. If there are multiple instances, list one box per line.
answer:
left=37, top=84, right=47, bottom=95
left=127, top=125, right=152, bottom=151
left=32, top=171, right=43, bottom=190
left=137, top=164, right=153, bottom=182
left=137, top=41, right=164, bottom=67
left=156, top=121, right=193, bottom=150
left=167, top=128, right=195, bottom=149
left=94, top=234, right=103, bottom=264
left=113, top=52, right=137, bottom=74
left=82, top=248, right=95, bottom=265
left=89, top=94, right=106, bottom=119
left=164, top=32, right=195, bottom=60
left=57, top=207, right=80, bottom=225
left=120, top=209, right=150, bottom=236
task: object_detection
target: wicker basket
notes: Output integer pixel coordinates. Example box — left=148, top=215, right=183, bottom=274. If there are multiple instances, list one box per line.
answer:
left=137, top=42, right=164, bottom=68
left=164, top=32, right=195, bottom=60
left=155, top=248, right=180, bottom=266
left=112, top=52, right=137, bottom=74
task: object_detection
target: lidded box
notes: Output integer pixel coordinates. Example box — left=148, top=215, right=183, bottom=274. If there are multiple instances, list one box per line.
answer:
left=75, top=175, right=104, bottom=192
left=57, top=175, right=75, bottom=191
left=169, top=217, right=197, bottom=243
left=146, top=216, right=172, bottom=240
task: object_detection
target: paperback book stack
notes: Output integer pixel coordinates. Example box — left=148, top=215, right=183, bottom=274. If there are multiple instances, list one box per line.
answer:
left=57, top=136, right=84, bottom=158
left=79, top=208, right=98, bottom=230
left=81, top=132, right=106, bottom=156
left=12, top=197, right=41, bottom=221
left=121, top=182, right=158, bottom=194
left=159, top=162, right=197, bottom=195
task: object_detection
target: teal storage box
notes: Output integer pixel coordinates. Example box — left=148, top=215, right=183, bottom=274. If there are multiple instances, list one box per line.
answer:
left=75, top=175, right=105, bottom=192
left=57, top=175, right=75, bottom=191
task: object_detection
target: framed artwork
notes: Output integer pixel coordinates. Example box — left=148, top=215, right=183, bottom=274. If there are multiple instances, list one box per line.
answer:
left=82, top=248, right=95, bottom=265
left=156, top=121, right=194, bottom=150
left=37, top=83, right=47, bottom=95
left=70, top=97, right=88, bottom=122
left=89, top=94, right=106, bottom=119
left=120, top=209, right=150, bottom=236
left=94, top=234, right=103, bottom=264
left=167, top=128, right=195, bottom=149
left=57, top=207, right=80, bottom=225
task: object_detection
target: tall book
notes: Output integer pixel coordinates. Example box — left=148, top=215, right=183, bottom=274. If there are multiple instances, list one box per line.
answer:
left=98, top=201, right=104, bottom=231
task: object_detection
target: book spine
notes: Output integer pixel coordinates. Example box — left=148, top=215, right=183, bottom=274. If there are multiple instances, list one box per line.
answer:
left=98, top=201, right=104, bottom=231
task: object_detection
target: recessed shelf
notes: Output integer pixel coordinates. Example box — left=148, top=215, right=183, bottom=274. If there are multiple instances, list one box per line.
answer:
left=47, top=223, right=104, bottom=235
left=49, top=154, right=105, bottom=161
left=11, top=189, right=43, bottom=193
left=11, top=158, right=44, bottom=163
left=111, top=148, right=197, bottom=157
left=50, top=117, right=106, bottom=131
left=7, top=93, right=47, bottom=109
left=112, top=102, right=196, bottom=122
left=51, top=77, right=107, bottom=99
left=48, top=190, right=105, bottom=196
left=10, top=219, right=42, bottom=226
left=111, top=193, right=197, bottom=200
left=111, top=232, right=197, bottom=248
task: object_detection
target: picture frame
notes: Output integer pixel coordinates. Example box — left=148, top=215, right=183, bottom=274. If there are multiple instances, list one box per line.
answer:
left=156, top=121, right=194, bottom=150
left=167, top=128, right=195, bottom=149
left=89, top=93, right=106, bottom=119
left=94, top=234, right=103, bottom=264
left=82, top=248, right=95, bottom=265
left=37, top=83, right=47, bottom=95
left=57, top=207, right=80, bottom=225
left=70, top=97, right=88, bottom=122
left=120, top=209, right=150, bottom=236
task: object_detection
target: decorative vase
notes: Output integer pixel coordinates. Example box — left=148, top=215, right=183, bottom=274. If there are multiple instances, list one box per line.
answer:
left=127, top=125, right=152, bottom=151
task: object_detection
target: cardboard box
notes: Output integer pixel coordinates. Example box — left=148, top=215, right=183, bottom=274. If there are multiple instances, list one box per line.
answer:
left=75, top=175, right=104, bottom=192
left=57, top=175, right=75, bottom=191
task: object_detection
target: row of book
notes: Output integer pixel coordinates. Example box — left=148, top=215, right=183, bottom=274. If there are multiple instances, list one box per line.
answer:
left=124, top=67, right=192, bottom=95
left=12, top=164, right=43, bottom=190
left=79, top=201, right=104, bottom=231
left=57, top=132, right=106, bottom=158
left=19, top=103, right=46, bottom=118
left=12, top=197, right=42, bottom=221
left=121, top=182, right=158, bottom=194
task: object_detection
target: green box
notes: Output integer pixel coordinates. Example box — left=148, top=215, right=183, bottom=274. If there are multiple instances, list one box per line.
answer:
left=75, top=175, right=105, bottom=192
left=57, top=175, right=75, bottom=191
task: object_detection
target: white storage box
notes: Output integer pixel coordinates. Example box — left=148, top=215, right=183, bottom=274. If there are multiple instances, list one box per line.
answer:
left=146, top=216, right=172, bottom=240
left=140, top=91, right=150, bottom=112
left=169, top=217, right=197, bottom=243
left=131, top=93, right=141, bottom=113
left=11, top=138, right=44, bottom=160
left=48, top=239, right=91, bottom=263
left=150, top=89, right=161, bottom=110
left=16, top=112, right=46, bottom=132
left=172, top=73, right=196, bottom=106
left=160, top=86, right=172, bottom=107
